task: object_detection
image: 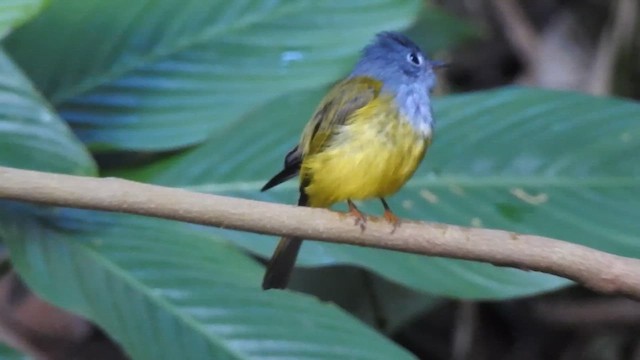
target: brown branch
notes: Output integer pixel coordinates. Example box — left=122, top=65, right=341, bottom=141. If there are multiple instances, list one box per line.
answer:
left=491, top=0, right=540, bottom=68
left=0, top=166, right=639, bottom=299
left=587, top=0, right=638, bottom=95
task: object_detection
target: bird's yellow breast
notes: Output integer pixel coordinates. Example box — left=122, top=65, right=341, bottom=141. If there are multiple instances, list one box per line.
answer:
left=301, top=96, right=430, bottom=208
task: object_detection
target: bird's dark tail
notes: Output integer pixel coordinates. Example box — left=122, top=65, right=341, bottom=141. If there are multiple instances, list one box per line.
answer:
left=262, top=193, right=308, bottom=290
left=261, top=237, right=303, bottom=290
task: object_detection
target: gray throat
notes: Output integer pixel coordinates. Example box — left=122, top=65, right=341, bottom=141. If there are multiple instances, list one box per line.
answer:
left=392, top=83, right=434, bottom=138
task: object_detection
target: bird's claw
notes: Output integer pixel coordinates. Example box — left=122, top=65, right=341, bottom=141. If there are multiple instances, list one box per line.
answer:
left=347, top=200, right=367, bottom=232
left=383, top=209, right=401, bottom=233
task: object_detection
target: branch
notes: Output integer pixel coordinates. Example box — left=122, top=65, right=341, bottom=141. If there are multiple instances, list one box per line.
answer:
left=0, top=166, right=639, bottom=299
left=491, top=0, right=540, bottom=68
left=587, top=0, right=638, bottom=95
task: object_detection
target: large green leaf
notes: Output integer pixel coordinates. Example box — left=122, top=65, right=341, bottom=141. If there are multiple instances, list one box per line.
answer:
left=123, top=87, right=640, bottom=299
left=1, top=207, right=415, bottom=360
left=0, top=49, right=95, bottom=175
left=0, top=0, right=47, bottom=39
left=0, top=343, right=28, bottom=360
left=5, top=0, right=420, bottom=151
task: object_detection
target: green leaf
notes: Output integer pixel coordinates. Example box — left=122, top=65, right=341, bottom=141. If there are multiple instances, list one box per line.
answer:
left=0, top=0, right=47, bottom=39
left=2, top=207, right=415, bottom=360
left=123, top=87, right=640, bottom=299
left=0, top=49, right=95, bottom=175
left=0, top=343, right=28, bottom=360
left=5, top=0, right=421, bottom=151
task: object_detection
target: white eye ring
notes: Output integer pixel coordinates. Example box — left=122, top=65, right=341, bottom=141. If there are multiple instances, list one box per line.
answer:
left=407, top=52, right=422, bottom=66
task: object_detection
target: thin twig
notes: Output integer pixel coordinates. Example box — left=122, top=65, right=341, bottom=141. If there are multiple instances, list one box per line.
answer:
left=0, top=166, right=639, bottom=299
left=491, top=0, right=540, bottom=67
left=452, top=301, right=476, bottom=360
left=588, top=0, right=638, bottom=95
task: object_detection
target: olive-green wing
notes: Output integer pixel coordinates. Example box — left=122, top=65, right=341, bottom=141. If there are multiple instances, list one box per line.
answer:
left=261, top=76, right=381, bottom=192
left=301, top=77, right=382, bottom=156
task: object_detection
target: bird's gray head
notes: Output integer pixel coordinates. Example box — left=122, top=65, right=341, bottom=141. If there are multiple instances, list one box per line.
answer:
left=350, top=31, right=438, bottom=94
left=350, top=32, right=441, bottom=136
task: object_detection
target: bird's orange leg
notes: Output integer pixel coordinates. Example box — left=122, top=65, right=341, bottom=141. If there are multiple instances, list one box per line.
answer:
left=380, top=198, right=400, bottom=232
left=347, top=199, right=367, bottom=231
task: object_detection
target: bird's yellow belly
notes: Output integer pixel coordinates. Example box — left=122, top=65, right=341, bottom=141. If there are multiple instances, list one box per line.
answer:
left=301, top=116, right=429, bottom=208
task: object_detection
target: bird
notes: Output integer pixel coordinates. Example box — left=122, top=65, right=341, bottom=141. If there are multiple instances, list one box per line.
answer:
left=260, top=31, right=442, bottom=290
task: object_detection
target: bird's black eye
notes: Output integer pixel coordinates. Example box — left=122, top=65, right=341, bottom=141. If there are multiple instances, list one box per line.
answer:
left=407, top=52, right=422, bottom=66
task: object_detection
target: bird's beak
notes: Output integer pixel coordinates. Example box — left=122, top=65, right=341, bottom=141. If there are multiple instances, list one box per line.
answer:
left=430, top=60, right=449, bottom=69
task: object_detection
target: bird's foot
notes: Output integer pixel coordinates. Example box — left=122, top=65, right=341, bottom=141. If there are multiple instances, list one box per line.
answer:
left=383, top=209, right=401, bottom=233
left=347, top=200, right=367, bottom=232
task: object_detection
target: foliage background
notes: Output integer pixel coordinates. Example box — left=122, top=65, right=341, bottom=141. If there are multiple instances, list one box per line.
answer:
left=0, top=0, right=638, bottom=359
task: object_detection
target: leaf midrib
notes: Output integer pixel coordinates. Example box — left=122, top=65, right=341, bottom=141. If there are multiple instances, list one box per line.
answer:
left=50, top=1, right=311, bottom=104
left=185, top=176, right=640, bottom=193
left=76, top=241, right=248, bottom=360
